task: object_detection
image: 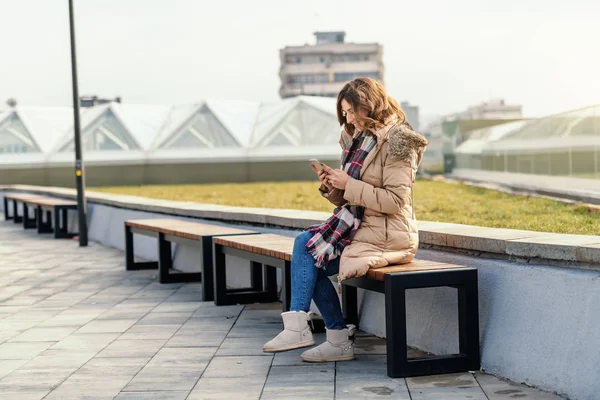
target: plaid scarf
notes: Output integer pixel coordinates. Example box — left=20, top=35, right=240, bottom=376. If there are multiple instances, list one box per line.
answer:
left=306, top=131, right=377, bottom=269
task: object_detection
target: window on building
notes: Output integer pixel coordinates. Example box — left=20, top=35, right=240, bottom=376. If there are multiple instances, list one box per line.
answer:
left=334, top=72, right=380, bottom=82
left=289, top=74, right=329, bottom=85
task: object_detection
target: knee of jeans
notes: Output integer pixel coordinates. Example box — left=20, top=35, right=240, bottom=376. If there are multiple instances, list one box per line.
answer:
left=293, top=231, right=313, bottom=251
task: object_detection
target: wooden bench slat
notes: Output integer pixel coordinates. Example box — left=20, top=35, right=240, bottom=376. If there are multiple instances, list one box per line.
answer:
left=5, top=194, right=48, bottom=201
left=214, top=234, right=294, bottom=261
left=367, top=261, right=468, bottom=281
left=126, top=219, right=255, bottom=240
left=25, top=198, right=77, bottom=207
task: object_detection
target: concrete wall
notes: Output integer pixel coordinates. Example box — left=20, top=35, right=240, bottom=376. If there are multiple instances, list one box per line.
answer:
left=0, top=158, right=341, bottom=187
left=1, top=194, right=598, bottom=400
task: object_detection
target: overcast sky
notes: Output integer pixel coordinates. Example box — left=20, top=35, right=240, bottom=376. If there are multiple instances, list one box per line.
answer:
left=1, top=0, right=598, bottom=119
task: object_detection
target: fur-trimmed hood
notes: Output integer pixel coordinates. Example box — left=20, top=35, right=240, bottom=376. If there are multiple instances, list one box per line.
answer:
left=387, top=123, right=428, bottom=165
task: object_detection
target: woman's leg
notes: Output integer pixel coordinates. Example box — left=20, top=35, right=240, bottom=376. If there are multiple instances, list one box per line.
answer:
left=300, top=257, right=356, bottom=362
left=263, top=231, right=317, bottom=353
left=289, top=231, right=320, bottom=312
left=312, top=258, right=347, bottom=330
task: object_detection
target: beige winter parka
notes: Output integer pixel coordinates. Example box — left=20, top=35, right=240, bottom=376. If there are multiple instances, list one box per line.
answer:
left=320, top=119, right=428, bottom=281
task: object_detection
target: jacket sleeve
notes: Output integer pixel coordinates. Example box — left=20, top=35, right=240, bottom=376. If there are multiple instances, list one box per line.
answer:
left=319, top=185, right=348, bottom=207
left=318, top=129, right=352, bottom=207
left=342, top=154, right=413, bottom=214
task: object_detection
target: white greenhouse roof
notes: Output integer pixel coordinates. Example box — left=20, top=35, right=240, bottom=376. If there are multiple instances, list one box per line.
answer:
left=2, top=106, right=73, bottom=152
left=455, top=120, right=528, bottom=155
left=206, top=100, right=260, bottom=147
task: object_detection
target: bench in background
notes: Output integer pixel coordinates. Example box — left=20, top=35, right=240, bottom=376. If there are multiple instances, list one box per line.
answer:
left=25, top=197, right=78, bottom=238
left=3, top=193, right=46, bottom=225
left=125, top=219, right=257, bottom=301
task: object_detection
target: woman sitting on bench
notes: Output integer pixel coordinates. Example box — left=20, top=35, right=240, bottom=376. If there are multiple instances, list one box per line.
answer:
left=263, top=77, right=428, bottom=362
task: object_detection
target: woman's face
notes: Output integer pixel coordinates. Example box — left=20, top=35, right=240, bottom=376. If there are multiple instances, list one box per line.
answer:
left=341, top=99, right=367, bottom=131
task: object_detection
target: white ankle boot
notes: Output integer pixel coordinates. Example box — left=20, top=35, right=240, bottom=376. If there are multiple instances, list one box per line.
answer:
left=301, top=324, right=356, bottom=362
left=262, top=311, right=315, bottom=353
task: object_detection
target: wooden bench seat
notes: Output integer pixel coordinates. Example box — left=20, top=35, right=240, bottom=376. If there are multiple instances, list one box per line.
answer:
left=342, top=259, right=480, bottom=378
left=3, top=193, right=48, bottom=224
left=124, top=219, right=257, bottom=300
left=3, top=193, right=78, bottom=238
left=212, top=234, right=294, bottom=311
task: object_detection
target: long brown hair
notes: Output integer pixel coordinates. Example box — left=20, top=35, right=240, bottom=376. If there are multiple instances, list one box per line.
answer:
left=336, top=77, right=406, bottom=136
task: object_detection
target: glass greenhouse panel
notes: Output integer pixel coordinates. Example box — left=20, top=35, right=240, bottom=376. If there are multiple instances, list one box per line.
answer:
left=161, top=108, right=239, bottom=149
left=256, top=102, right=340, bottom=146
left=60, top=109, right=139, bottom=152
left=0, top=114, right=39, bottom=153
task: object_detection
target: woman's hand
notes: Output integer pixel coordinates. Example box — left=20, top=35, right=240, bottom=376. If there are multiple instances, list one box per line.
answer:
left=323, top=165, right=350, bottom=190
left=318, top=169, right=333, bottom=190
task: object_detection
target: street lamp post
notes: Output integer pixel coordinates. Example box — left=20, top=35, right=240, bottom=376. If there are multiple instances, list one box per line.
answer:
left=68, top=0, right=88, bottom=246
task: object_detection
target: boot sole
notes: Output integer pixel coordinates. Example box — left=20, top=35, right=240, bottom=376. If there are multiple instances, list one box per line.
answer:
left=262, top=339, right=315, bottom=353
left=301, top=354, right=355, bottom=363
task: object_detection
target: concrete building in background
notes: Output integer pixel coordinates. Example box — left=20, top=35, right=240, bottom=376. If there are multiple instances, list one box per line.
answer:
left=279, top=31, right=383, bottom=98
left=401, top=101, right=420, bottom=131
left=453, top=98, right=522, bottom=120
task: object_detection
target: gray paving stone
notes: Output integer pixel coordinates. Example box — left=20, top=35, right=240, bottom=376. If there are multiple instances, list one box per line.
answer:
left=233, top=309, right=283, bottom=326
left=188, top=377, right=266, bottom=400
left=475, top=373, right=565, bottom=399
left=50, top=333, right=120, bottom=351
left=114, top=391, right=189, bottom=400
left=165, top=331, right=228, bottom=348
left=406, top=372, right=479, bottom=388
left=0, top=389, right=50, bottom=400
left=261, top=364, right=335, bottom=400
left=136, top=312, right=192, bottom=325
left=335, top=356, right=411, bottom=399
left=202, top=355, right=272, bottom=378
left=96, top=339, right=167, bottom=358
left=0, top=358, right=29, bottom=379
left=118, top=324, right=182, bottom=340
left=129, top=289, right=177, bottom=300
left=176, top=317, right=237, bottom=333
left=9, top=326, right=78, bottom=342
left=217, top=337, right=277, bottom=356
left=409, top=386, right=488, bottom=399
left=76, top=319, right=138, bottom=334
left=124, top=347, right=216, bottom=391
left=151, top=301, right=204, bottom=313
left=0, top=341, right=55, bottom=360
left=190, top=304, right=244, bottom=318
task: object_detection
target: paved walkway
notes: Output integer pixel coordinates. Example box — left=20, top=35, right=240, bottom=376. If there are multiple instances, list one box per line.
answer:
left=0, top=219, right=564, bottom=399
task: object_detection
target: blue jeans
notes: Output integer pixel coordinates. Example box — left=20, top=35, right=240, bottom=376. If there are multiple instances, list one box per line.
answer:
left=289, top=231, right=347, bottom=330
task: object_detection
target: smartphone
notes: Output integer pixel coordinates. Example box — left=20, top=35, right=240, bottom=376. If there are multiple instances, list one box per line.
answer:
left=309, top=159, right=325, bottom=173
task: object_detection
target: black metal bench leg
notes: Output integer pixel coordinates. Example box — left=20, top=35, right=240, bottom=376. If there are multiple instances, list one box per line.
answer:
left=13, top=200, right=22, bottom=224
left=54, top=208, right=61, bottom=238
left=385, top=274, right=408, bottom=378
left=265, top=265, right=278, bottom=302
left=201, top=236, right=214, bottom=302
left=281, top=260, right=292, bottom=312
left=459, top=270, right=481, bottom=371
left=123, top=225, right=160, bottom=271
left=213, top=243, right=228, bottom=306
left=23, top=203, right=36, bottom=229
left=251, top=262, right=264, bottom=292
left=61, top=208, right=68, bottom=233
left=158, top=233, right=173, bottom=283
left=343, top=284, right=359, bottom=327
left=125, top=225, right=135, bottom=270
left=37, top=207, right=53, bottom=234
left=3, top=197, right=11, bottom=220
